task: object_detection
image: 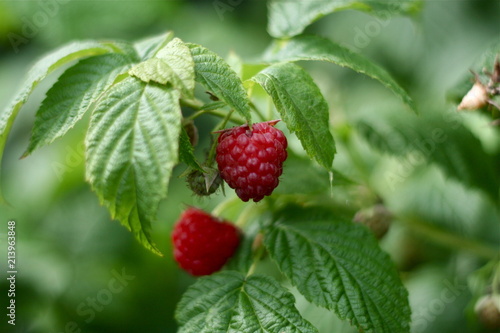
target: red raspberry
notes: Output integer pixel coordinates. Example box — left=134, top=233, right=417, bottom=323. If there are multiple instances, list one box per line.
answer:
left=215, top=120, right=287, bottom=202
left=171, top=207, right=240, bottom=276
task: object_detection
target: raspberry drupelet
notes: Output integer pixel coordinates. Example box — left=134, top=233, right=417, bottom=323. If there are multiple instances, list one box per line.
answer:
left=216, top=120, right=287, bottom=202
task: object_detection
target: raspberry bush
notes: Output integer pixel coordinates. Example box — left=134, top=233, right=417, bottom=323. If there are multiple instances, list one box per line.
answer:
left=1, top=1, right=499, bottom=332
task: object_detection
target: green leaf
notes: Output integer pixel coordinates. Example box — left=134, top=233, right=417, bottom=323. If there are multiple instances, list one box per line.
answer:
left=176, top=271, right=318, bottom=333
left=187, top=43, right=251, bottom=123
left=101, top=41, right=141, bottom=61
left=268, top=0, right=421, bottom=38
left=356, top=111, right=500, bottom=202
left=129, top=38, right=195, bottom=98
left=0, top=41, right=119, bottom=203
left=179, top=127, right=203, bottom=172
left=86, top=77, right=182, bottom=256
left=263, top=35, right=416, bottom=112
left=264, top=205, right=411, bottom=333
left=251, top=62, right=335, bottom=170
left=24, top=53, right=136, bottom=156
left=133, top=31, right=174, bottom=60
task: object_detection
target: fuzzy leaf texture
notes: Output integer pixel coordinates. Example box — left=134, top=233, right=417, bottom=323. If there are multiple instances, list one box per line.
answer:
left=187, top=43, right=251, bottom=122
left=86, top=77, right=182, bottom=256
left=176, top=271, right=318, bottom=333
left=268, top=0, right=421, bottom=38
left=129, top=37, right=195, bottom=99
left=263, top=35, right=416, bottom=112
left=251, top=62, right=335, bottom=170
left=24, top=53, right=137, bottom=156
left=0, top=41, right=123, bottom=202
left=356, top=111, right=500, bottom=202
left=264, top=205, right=411, bottom=333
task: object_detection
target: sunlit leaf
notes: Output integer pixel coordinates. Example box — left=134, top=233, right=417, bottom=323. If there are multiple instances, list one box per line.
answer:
left=86, top=77, right=182, bottom=255
left=188, top=43, right=251, bottom=123
left=130, top=38, right=195, bottom=98
left=133, top=31, right=174, bottom=60
left=24, top=53, right=135, bottom=156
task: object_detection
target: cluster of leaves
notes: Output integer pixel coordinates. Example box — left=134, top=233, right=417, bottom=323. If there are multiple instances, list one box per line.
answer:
left=351, top=41, right=500, bottom=330
left=0, top=6, right=418, bottom=256
left=176, top=204, right=410, bottom=333
left=0, top=0, right=429, bottom=332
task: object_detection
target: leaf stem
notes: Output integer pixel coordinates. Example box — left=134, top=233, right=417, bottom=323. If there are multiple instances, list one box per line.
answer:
left=401, top=216, right=500, bottom=260
left=206, top=110, right=234, bottom=166
left=247, top=241, right=266, bottom=277
left=181, top=97, right=246, bottom=124
left=184, top=109, right=206, bottom=122
left=180, top=98, right=204, bottom=109
left=249, top=101, right=266, bottom=122
left=235, top=203, right=258, bottom=229
left=184, top=109, right=245, bottom=125
left=208, top=110, right=245, bottom=124
left=212, top=196, right=240, bottom=217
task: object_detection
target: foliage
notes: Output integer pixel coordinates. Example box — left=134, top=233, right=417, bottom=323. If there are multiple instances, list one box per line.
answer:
left=1, top=0, right=499, bottom=332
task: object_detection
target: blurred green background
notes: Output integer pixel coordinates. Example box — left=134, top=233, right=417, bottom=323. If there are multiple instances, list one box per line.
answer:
left=0, top=0, right=499, bottom=332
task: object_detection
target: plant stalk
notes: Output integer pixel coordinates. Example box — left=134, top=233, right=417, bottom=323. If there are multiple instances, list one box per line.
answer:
left=401, top=216, right=499, bottom=260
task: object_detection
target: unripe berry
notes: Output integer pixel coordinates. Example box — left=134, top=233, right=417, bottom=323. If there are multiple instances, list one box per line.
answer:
left=353, top=204, right=392, bottom=239
left=186, top=167, right=222, bottom=196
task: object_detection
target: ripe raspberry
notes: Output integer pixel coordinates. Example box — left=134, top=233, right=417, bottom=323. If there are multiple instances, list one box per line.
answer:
left=172, top=207, right=240, bottom=276
left=215, top=120, right=287, bottom=202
